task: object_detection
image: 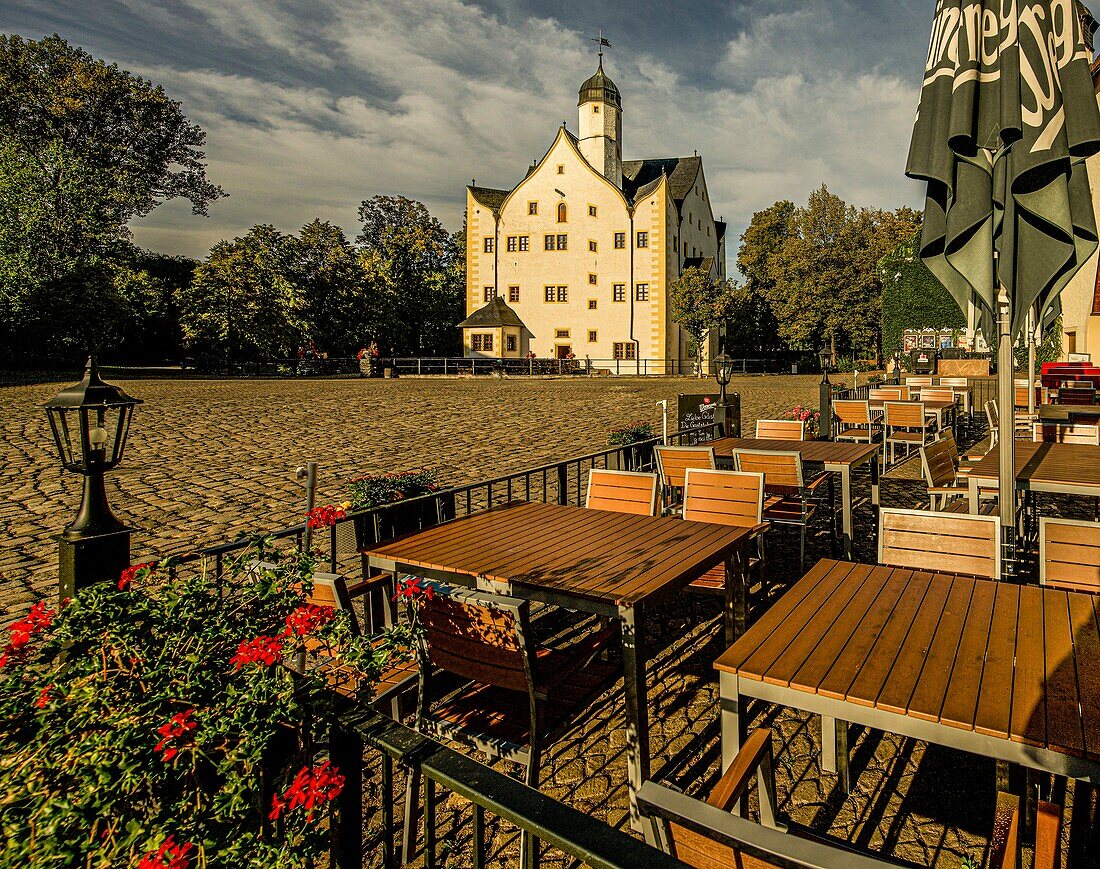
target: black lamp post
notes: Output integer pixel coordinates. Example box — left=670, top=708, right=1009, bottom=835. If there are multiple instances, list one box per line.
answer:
left=712, top=352, right=739, bottom=437
left=818, top=346, right=834, bottom=441
left=892, top=346, right=903, bottom=383
left=44, top=357, right=142, bottom=601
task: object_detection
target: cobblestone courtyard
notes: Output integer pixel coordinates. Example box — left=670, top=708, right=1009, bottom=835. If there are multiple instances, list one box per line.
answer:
left=0, top=373, right=820, bottom=620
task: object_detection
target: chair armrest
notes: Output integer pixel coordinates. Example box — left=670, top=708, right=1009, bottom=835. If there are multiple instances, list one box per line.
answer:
left=707, top=728, right=772, bottom=812
left=345, top=572, right=393, bottom=598
left=747, top=522, right=771, bottom=539
left=989, top=791, right=1020, bottom=869
left=534, top=625, right=616, bottom=699
left=927, top=485, right=968, bottom=495
left=804, top=474, right=832, bottom=493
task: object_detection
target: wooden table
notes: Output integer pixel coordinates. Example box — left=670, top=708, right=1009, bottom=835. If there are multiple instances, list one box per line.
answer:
left=704, top=437, right=880, bottom=559
left=364, top=499, right=753, bottom=829
left=715, top=558, right=1100, bottom=793
left=1038, top=404, right=1100, bottom=423
left=966, top=441, right=1100, bottom=512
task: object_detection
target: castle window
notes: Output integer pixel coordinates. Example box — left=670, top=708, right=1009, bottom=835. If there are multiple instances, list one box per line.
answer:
left=588, top=273, right=598, bottom=285
left=613, top=283, right=625, bottom=302
left=636, top=283, right=649, bottom=302
left=589, top=240, right=598, bottom=253
left=613, top=342, right=636, bottom=360
left=614, top=232, right=625, bottom=249
left=506, top=236, right=517, bottom=252
left=556, top=286, right=568, bottom=302
left=545, top=234, right=555, bottom=251
left=555, top=329, right=570, bottom=339
left=556, top=164, right=564, bottom=174
left=545, top=286, right=555, bottom=302
left=588, top=205, right=598, bottom=217
left=588, top=330, right=598, bottom=343
left=506, top=335, right=517, bottom=352
left=518, top=235, right=529, bottom=251
left=557, top=234, right=567, bottom=250
left=528, top=201, right=538, bottom=215
left=558, top=203, right=567, bottom=222
left=509, top=285, right=520, bottom=303
left=484, top=237, right=494, bottom=253
left=684, top=242, right=688, bottom=259
left=636, top=231, right=648, bottom=248
left=484, top=286, right=496, bottom=302
left=471, top=333, right=493, bottom=351
left=593, top=105, right=599, bottom=113
left=588, top=299, right=598, bottom=310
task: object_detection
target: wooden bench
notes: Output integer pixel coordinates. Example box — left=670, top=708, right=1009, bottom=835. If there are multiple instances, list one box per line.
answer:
left=878, top=508, right=1000, bottom=579
left=1040, top=517, right=1100, bottom=593
left=585, top=468, right=659, bottom=516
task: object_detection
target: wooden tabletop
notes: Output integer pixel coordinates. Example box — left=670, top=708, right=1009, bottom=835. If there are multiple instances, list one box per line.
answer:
left=965, top=441, right=1100, bottom=487
left=365, top=500, right=751, bottom=608
left=1038, top=405, right=1100, bottom=422
left=868, top=398, right=958, bottom=411
left=706, top=437, right=879, bottom=466
left=716, top=559, right=1100, bottom=759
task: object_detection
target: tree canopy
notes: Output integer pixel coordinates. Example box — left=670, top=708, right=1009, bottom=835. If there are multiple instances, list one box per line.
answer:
left=669, top=265, right=737, bottom=374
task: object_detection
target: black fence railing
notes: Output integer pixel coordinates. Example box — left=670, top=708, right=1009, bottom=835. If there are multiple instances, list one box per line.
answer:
left=333, top=705, right=681, bottom=869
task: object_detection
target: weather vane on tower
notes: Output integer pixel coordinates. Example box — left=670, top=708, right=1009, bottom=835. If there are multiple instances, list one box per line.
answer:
left=591, top=30, right=611, bottom=64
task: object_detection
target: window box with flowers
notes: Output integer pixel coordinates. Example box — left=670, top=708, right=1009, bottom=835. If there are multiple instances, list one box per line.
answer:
left=0, top=542, right=415, bottom=868
left=607, top=421, right=657, bottom=471
left=348, top=470, right=455, bottom=550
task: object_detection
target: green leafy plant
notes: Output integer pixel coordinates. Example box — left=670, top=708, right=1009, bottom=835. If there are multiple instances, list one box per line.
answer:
left=348, top=470, right=441, bottom=510
left=607, top=422, right=655, bottom=446
left=781, top=405, right=821, bottom=438
left=0, top=544, right=413, bottom=868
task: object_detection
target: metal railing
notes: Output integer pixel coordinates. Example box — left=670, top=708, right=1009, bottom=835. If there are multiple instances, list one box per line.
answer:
left=332, top=705, right=680, bottom=869
left=388, top=356, right=765, bottom=377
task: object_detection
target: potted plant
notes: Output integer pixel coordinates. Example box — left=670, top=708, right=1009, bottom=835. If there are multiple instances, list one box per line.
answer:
left=608, top=421, right=657, bottom=471
left=0, top=542, right=413, bottom=868
left=782, top=405, right=822, bottom=439
left=348, top=470, right=454, bottom=549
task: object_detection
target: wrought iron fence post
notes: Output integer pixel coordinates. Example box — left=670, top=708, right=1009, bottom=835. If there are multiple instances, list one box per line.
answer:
left=556, top=463, right=569, bottom=505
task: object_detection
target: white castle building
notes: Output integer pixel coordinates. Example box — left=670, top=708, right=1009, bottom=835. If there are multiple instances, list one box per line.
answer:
left=461, top=58, right=726, bottom=370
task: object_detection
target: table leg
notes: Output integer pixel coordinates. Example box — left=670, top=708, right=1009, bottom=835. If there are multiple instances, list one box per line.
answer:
left=840, top=466, right=853, bottom=560
left=821, top=716, right=850, bottom=793
left=719, top=672, right=746, bottom=770
left=968, top=473, right=980, bottom=515
left=620, top=604, right=649, bottom=832
left=725, top=548, right=747, bottom=646
left=870, top=452, right=881, bottom=519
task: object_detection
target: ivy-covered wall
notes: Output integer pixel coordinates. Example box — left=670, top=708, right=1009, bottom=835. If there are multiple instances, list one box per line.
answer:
left=880, top=230, right=966, bottom=357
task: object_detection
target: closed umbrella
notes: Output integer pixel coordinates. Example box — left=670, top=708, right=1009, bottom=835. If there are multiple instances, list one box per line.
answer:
left=906, top=0, right=1100, bottom=573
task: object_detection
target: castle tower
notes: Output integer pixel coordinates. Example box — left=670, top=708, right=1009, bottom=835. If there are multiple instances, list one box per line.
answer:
left=577, top=61, right=622, bottom=188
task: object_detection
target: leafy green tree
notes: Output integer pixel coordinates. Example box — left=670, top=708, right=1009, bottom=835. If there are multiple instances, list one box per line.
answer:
left=357, top=195, right=462, bottom=355
left=177, top=225, right=304, bottom=367
left=0, top=34, right=223, bottom=363
left=669, top=265, right=737, bottom=376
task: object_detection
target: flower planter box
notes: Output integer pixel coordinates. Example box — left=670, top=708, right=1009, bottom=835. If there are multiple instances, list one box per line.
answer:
left=353, top=491, right=456, bottom=550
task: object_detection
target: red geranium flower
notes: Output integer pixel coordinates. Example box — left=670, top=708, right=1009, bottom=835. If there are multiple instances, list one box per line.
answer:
left=230, top=635, right=284, bottom=669
left=138, top=835, right=193, bottom=869
left=119, top=562, right=155, bottom=591
left=269, top=761, right=345, bottom=822
left=1, top=601, right=56, bottom=666
left=154, top=709, right=198, bottom=762
left=306, top=503, right=348, bottom=529
left=34, top=685, right=53, bottom=709
left=393, top=576, right=434, bottom=602
left=282, top=604, right=335, bottom=638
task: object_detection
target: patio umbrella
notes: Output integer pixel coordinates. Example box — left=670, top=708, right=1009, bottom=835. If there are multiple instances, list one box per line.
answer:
left=906, top=0, right=1100, bottom=571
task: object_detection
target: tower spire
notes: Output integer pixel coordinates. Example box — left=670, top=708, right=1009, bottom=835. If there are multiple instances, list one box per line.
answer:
left=590, top=30, right=611, bottom=66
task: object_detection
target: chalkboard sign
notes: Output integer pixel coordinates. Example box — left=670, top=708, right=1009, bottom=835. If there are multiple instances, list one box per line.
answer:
left=678, top=393, right=719, bottom=444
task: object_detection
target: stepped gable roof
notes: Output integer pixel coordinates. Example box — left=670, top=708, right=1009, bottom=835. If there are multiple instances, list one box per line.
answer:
left=578, top=62, right=621, bottom=109
left=458, top=296, right=527, bottom=329
left=469, top=186, right=509, bottom=212
left=621, top=156, right=702, bottom=206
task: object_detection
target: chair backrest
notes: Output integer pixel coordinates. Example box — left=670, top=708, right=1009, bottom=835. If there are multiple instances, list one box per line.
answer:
left=1015, top=378, right=1032, bottom=387
left=940, top=377, right=969, bottom=388
left=907, top=376, right=934, bottom=387
left=878, top=508, right=1000, bottom=579
left=896, top=384, right=912, bottom=400
left=1059, top=386, right=1096, bottom=405
left=985, top=399, right=1000, bottom=446
left=1033, top=422, right=1100, bottom=445
left=833, top=400, right=870, bottom=425
left=754, top=419, right=805, bottom=440
left=1040, top=518, right=1100, bottom=593
left=919, top=437, right=957, bottom=489
left=732, top=449, right=804, bottom=494
left=682, top=468, right=764, bottom=528
left=308, top=572, right=361, bottom=635
left=585, top=469, right=659, bottom=515
left=418, top=586, right=531, bottom=693
left=869, top=387, right=902, bottom=402
left=654, top=445, right=716, bottom=490
left=920, top=387, right=956, bottom=404
left=1014, top=385, right=1033, bottom=408
left=883, top=401, right=925, bottom=429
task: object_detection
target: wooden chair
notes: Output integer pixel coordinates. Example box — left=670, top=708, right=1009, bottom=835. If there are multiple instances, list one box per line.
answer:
left=755, top=419, right=805, bottom=440
left=1033, top=421, right=1100, bottom=445
left=585, top=468, right=659, bottom=516
left=681, top=468, right=769, bottom=598
left=733, top=450, right=833, bottom=569
left=985, top=398, right=1000, bottom=449
left=878, top=508, right=1000, bottom=579
left=654, top=445, right=716, bottom=513
left=920, top=386, right=956, bottom=404
left=1040, top=517, right=1100, bottom=593
left=638, top=728, right=1030, bottom=869
left=940, top=376, right=973, bottom=418
left=1015, top=385, right=1038, bottom=436
left=907, top=375, right=934, bottom=388
left=833, top=400, right=878, bottom=444
left=869, top=387, right=902, bottom=403
left=405, top=585, right=617, bottom=867
left=883, top=401, right=935, bottom=466
left=918, top=433, right=994, bottom=513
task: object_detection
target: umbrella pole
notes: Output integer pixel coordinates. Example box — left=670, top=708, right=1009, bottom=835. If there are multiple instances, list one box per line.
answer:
left=997, top=293, right=1017, bottom=578
left=1027, top=309, right=1037, bottom=416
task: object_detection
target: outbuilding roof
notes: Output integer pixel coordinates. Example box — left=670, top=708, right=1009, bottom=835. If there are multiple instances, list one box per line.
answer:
left=458, top=296, right=527, bottom=329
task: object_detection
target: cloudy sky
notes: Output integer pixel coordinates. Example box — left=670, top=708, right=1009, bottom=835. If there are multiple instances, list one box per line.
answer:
left=6, top=0, right=1086, bottom=262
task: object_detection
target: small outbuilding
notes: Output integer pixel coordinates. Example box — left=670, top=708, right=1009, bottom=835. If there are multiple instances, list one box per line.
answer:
left=458, top=297, right=532, bottom=358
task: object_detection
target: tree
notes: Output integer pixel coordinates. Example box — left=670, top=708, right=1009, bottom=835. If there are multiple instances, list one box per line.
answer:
left=177, top=225, right=304, bottom=367
left=669, top=265, right=736, bottom=376
left=357, top=195, right=462, bottom=355
left=0, top=34, right=223, bottom=363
